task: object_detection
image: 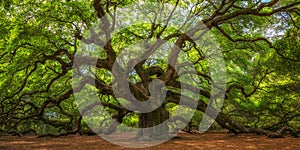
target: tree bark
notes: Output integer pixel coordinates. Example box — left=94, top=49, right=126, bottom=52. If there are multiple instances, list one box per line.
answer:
left=136, top=106, right=169, bottom=140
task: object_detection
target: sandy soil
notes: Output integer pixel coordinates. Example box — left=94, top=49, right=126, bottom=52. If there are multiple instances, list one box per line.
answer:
left=0, top=132, right=299, bottom=150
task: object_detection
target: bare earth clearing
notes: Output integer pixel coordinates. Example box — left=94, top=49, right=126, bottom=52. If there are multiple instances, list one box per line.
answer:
left=1, top=132, right=299, bottom=150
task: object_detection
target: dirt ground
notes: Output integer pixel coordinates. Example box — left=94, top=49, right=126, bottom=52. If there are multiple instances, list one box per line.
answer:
left=0, top=132, right=299, bottom=150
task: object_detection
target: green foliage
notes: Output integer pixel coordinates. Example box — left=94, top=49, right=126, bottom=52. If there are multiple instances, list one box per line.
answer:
left=0, top=0, right=299, bottom=137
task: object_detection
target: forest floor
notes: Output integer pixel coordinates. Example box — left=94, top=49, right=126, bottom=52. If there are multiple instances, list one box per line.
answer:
left=0, top=131, right=299, bottom=150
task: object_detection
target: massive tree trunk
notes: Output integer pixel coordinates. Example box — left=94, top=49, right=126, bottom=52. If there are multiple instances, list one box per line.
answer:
left=136, top=106, right=169, bottom=140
